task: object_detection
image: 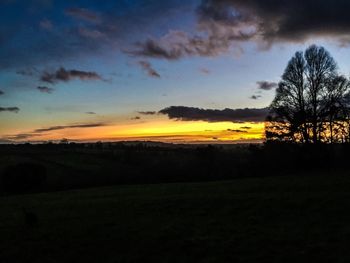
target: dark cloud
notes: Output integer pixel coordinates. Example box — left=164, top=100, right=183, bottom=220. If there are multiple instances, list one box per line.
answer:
left=138, top=61, right=160, bottom=78
left=0, top=107, right=20, bottom=113
left=0, top=90, right=4, bottom=95
left=257, top=81, right=277, bottom=91
left=131, top=116, right=141, bottom=120
left=86, top=111, right=96, bottom=115
left=250, top=95, right=262, bottom=100
left=128, top=0, right=350, bottom=60
left=65, top=8, right=101, bottom=24
left=125, top=0, right=258, bottom=60
left=127, top=28, right=250, bottom=60
left=41, top=67, right=102, bottom=84
left=37, top=86, right=54, bottom=94
left=227, top=129, right=247, bottom=133
left=138, top=111, right=157, bottom=115
left=34, top=123, right=106, bottom=133
left=240, top=126, right=252, bottom=130
left=197, top=0, right=350, bottom=45
left=159, top=106, right=268, bottom=122
left=126, top=31, right=189, bottom=60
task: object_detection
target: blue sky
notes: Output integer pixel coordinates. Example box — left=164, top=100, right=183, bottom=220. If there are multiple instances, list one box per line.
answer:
left=2, top=0, right=350, bottom=142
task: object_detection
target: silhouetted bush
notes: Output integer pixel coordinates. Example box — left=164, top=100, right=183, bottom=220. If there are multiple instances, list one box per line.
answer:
left=0, top=163, right=47, bottom=194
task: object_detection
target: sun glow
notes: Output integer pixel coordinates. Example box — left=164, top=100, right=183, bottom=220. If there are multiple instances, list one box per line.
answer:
left=9, top=118, right=265, bottom=143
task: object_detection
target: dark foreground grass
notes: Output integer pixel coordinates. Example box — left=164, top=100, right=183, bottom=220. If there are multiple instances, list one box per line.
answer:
left=1, top=172, right=350, bottom=263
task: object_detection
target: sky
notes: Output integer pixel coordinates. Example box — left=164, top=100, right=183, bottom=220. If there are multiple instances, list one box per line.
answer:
left=2, top=0, right=350, bottom=143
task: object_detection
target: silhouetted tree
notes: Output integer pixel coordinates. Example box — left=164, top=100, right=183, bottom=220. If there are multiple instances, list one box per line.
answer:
left=266, top=45, right=350, bottom=143
left=340, top=93, right=350, bottom=142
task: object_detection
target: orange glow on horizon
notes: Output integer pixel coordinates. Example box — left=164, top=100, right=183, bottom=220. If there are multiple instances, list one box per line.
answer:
left=5, top=119, right=265, bottom=144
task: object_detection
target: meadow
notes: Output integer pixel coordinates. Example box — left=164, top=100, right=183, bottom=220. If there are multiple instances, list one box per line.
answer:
left=1, top=172, right=350, bottom=262
left=1, top=143, right=350, bottom=262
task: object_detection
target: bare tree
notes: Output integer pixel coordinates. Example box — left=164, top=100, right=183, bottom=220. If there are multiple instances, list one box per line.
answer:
left=266, top=45, right=350, bottom=144
left=267, top=51, right=309, bottom=142
left=322, top=76, right=349, bottom=143
left=304, top=45, right=337, bottom=143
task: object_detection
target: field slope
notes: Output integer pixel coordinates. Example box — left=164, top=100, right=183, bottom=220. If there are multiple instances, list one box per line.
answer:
left=1, top=172, right=350, bottom=262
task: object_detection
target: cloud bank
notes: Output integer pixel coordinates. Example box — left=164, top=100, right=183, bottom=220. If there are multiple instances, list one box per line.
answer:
left=159, top=106, right=268, bottom=122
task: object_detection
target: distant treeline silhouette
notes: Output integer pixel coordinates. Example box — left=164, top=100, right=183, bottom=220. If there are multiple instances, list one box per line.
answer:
left=1, top=142, right=350, bottom=194
left=266, top=45, right=350, bottom=143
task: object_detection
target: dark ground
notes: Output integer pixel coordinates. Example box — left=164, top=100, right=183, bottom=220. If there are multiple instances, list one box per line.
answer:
left=1, top=142, right=350, bottom=262
left=1, top=173, right=350, bottom=262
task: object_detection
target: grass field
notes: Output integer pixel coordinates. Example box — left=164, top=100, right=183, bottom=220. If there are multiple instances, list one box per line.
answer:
left=1, top=172, right=350, bottom=262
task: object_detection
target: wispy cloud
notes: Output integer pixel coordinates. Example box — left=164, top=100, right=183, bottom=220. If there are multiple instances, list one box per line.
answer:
left=37, top=86, right=54, bottom=94
left=138, top=60, right=160, bottom=78
left=4, top=122, right=107, bottom=141
left=39, top=19, right=53, bottom=30
left=126, top=29, right=251, bottom=60
left=199, top=67, right=210, bottom=75
left=6, top=133, right=43, bottom=140
left=0, top=107, right=19, bottom=113
left=138, top=111, right=157, bottom=115
left=33, top=123, right=106, bottom=133
left=250, top=95, right=262, bottom=100
left=41, top=67, right=102, bottom=84
left=257, top=81, right=278, bottom=91
left=65, top=7, right=101, bottom=24
left=77, top=27, right=105, bottom=39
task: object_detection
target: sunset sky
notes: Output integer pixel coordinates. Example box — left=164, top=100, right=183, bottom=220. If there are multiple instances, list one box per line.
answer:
left=2, top=0, right=350, bottom=143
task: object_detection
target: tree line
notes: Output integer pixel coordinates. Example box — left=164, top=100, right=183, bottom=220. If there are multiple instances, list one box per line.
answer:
left=266, top=45, right=350, bottom=143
